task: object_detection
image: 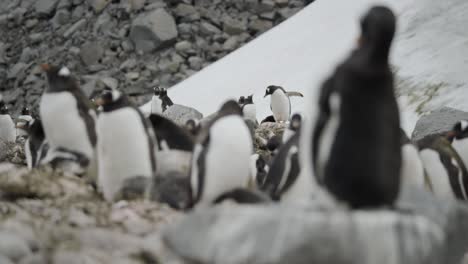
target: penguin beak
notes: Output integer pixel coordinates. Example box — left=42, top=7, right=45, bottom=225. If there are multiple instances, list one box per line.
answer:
left=40, top=63, right=51, bottom=72
left=263, top=92, right=268, bottom=98
left=94, top=98, right=105, bottom=106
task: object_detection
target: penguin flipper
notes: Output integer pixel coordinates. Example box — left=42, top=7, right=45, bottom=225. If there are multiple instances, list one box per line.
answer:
left=285, top=91, right=304, bottom=97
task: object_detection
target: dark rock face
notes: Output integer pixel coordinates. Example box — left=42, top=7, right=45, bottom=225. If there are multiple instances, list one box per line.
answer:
left=412, top=107, right=468, bottom=141
left=162, top=187, right=468, bottom=264
left=0, top=0, right=310, bottom=115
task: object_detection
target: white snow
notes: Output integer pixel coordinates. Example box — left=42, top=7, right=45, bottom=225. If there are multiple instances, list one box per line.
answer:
left=142, top=0, right=468, bottom=136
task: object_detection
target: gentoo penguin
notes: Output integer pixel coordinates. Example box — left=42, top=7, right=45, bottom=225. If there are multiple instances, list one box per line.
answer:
left=400, top=129, right=427, bottom=190
left=16, top=107, right=33, bottom=138
left=312, top=6, right=401, bottom=209
left=185, top=119, right=201, bottom=136
left=238, top=95, right=257, bottom=123
left=39, top=64, right=97, bottom=172
left=188, top=100, right=255, bottom=208
left=148, top=114, right=194, bottom=152
left=0, top=99, right=16, bottom=142
left=95, top=89, right=157, bottom=201
left=282, top=113, right=302, bottom=143
left=249, top=153, right=269, bottom=189
left=446, top=120, right=468, bottom=168
left=417, top=135, right=468, bottom=201
left=24, top=119, right=48, bottom=170
left=260, top=133, right=301, bottom=201
left=264, top=85, right=304, bottom=123
left=158, top=87, right=174, bottom=112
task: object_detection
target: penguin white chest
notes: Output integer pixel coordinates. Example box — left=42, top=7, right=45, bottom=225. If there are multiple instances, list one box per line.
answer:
left=195, top=116, right=253, bottom=205
left=400, top=144, right=425, bottom=189
left=270, top=91, right=290, bottom=122
left=40, top=92, right=93, bottom=158
left=419, top=149, right=455, bottom=200
left=243, top=104, right=257, bottom=122
left=282, top=128, right=295, bottom=143
left=0, top=115, right=16, bottom=142
left=97, top=108, right=154, bottom=201
left=150, top=96, right=163, bottom=115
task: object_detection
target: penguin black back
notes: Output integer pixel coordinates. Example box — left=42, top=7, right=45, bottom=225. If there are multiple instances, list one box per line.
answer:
left=314, top=6, right=400, bottom=209
left=158, top=88, right=173, bottom=112
left=148, top=114, right=194, bottom=151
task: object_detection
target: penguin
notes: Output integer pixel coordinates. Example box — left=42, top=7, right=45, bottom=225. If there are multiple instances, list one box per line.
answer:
left=158, top=87, right=174, bottom=112
left=15, top=107, right=33, bottom=138
left=400, top=129, right=427, bottom=190
left=0, top=98, right=16, bottom=142
left=417, top=135, right=468, bottom=201
left=140, top=87, right=163, bottom=117
left=446, top=120, right=468, bottom=168
left=264, top=85, right=291, bottom=123
left=249, top=153, right=269, bottom=189
left=24, top=119, right=47, bottom=170
left=188, top=100, right=255, bottom=208
left=312, top=6, right=401, bottom=209
left=264, top=86, right=304, bottom=123
left=95, top=89, right=157, bottom=201
left=259, top=133, right=301, bottom=201
left=185, top=119, right=201, bottom=137
left=39, top=64, right=97, bottom=172
left=148, top=114, right=194, bottom=152
left=282, top=113, right=302, bottom=143
left=238, top=95, right=257, bottom=123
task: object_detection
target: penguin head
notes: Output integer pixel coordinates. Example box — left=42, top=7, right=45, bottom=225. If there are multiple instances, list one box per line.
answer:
left=153, top=87, right=161, bottom=96
left=158, top=87, right=168, bottom=99
left=238, top=96, right=246, bottom=105
left=0, top=103, right=9, bottom=115
left=448, top=120, right=468, bottom=141
left=95, top=89, right=128, bottom=111
left=185, top=119, right=201, bottom=136
left=289, top=114, right=302, bottom=131
left=358, top=6, right=396, bottom=61
left=264, top=85, right=282, bottom=97
left=218, top=100, right=243, bottom=117
left=40, top=64, right=77, bottom=92
left=21, top=107, right=31, bottom=116
left=245, top=95, right=254, bottom=104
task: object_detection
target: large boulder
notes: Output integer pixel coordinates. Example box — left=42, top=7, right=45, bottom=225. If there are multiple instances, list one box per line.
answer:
left=129, top=9, right=178, bottom=53
left=162, top=187, right=468, bottom=264
left=412, top=107, right=468, bottom=141
left=163, top=104, right=203, bottom=126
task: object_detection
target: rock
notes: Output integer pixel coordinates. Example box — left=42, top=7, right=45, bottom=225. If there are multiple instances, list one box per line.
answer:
left=80, top=41, right=104, bottom=66
left=7, top=62, right=27, bottom=80
left=52, top=9, right=70, bottom=27
left=223, top=17, right=247, bottom=35
left=0, top=232, right=32, bottom=262
left=188, top=56, right=203, bottom=70
left=223, top=36, right=239, bottom=51
left=274, top=0, right=288, bottom=7
left=199, top=21, right=221, bottom=35
left=175, top=40, right=192, bottom=52
left=63, top=18, right=87, bottom=38
left=174, top=4, right=200, bottom=21
left=34, top=0, right=59, bottom=16
left=163, top=104, right=203, bottom=126
left=249, top=19, right=273, bottom=33
left=125, top=72, right=140, bottom=81
left=98, top=77, right=119, bottom=90
left=130, top=8, right=178, bottom=53
left=411, top=107, right=468, bottom=141
left=256, top=0, right=275, bottom=13
left=86, top=0, right=111, bottom=13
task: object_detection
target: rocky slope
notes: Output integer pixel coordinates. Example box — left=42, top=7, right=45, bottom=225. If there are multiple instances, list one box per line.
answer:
left=0, top=0, right=311, bottom=115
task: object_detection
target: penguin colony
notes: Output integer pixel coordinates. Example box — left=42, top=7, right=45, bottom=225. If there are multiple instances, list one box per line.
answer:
left=1, top=5, right=467, bottom=211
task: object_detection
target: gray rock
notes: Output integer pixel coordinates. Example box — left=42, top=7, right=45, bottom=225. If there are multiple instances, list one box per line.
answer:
left=52, top=9, right=70, bottom=27
left=174, top=4, right=200, bottom=21
left=130, top=8, right=178, bottom=53
left=63, top=18, right=87, bottom=38
left=86, top=0, right=111, bottom=13
left=80, top=41, right=104, bottom=66
left=411, top=107, right=468, bottom=141
left=223, top=17, right=247, bottom=35
left=223, top=36, right=239, bottom=51
left=0, top=232, right=32, bottom=262
left=188, top=56, right=203, bottom=70
left=7, top=62, right=27, bottom=80
left=125, top=72, right=140, bottom=81
left=249, top=19, right=273, bottom=33
left=98, top=77, right=119, bottom=90
left=163, top=104, right=203, bottom=126
left=275, top=0, right=289, bottom=7
left=256, top=0, right=275, bottom=13
left=199, top=21, right=221, bottom=35
left=34, top=0, right=59, bottom=16
left=175, top=40, right=192, bottom=52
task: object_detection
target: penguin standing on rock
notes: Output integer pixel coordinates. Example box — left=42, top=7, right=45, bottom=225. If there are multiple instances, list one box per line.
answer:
left=417, top=136, right=468, bottom=201
left=313, top=6, right=401, bottom=209
left=188, top=100, right=264, bottom=208
left=264, top=85, right=303, bottom=123
left=0, top=97, right=16, bottom=142
left=95, top=89, right=157, bottom=202
left=446, top=120, right=468, bottom=168
left=158, top=87, right=174, bottom=112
